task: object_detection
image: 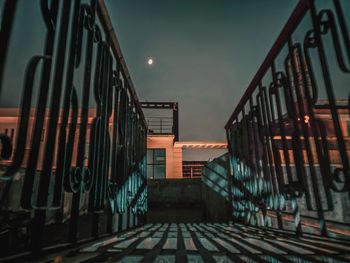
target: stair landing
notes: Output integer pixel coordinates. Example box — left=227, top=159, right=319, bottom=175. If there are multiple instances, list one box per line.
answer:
left=46, top=223, right=350, bottom=262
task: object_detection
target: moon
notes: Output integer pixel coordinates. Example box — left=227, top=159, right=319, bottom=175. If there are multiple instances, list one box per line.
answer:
left=147, top=57, right=154, bottom=65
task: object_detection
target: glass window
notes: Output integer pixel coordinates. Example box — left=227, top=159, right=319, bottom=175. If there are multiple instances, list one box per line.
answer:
left=147, top=149, right=166, bottom=179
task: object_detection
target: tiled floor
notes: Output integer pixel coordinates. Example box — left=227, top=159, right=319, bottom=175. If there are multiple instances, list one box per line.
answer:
left=62, top=223, right=350, bottom=262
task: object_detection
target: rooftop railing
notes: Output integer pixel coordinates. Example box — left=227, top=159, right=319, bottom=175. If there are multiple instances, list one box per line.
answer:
left=141, top=102, right=179, bottom=141
left=225, top=0, right=350, bottom=237
left=0, top=0, right=147, bottom=258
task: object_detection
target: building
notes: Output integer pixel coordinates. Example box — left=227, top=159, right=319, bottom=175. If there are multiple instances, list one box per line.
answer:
left=0, top=104, right=227, bottom=179
left=141, top=102, right=227, bottom=179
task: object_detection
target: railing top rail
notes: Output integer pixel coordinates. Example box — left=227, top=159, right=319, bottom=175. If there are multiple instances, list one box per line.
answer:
left=97, top=0, right=147, bottom=127
left=141, top=102, right=178, bottom=109
left=225, top=0, right=311, bottom=129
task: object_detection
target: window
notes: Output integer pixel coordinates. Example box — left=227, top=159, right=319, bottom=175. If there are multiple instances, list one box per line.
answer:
left=147, top=149, right=165, bottom=179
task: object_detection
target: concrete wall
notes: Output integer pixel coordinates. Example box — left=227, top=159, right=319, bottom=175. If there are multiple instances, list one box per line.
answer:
left=201, top=153, right=233, bottom=221
left=172, top=145, right=183, bottom=178
left=147, top=179, right=204, bottom=222
left=147, top=178, right=232, bottom=222
left=148, top=178, right=202, bottom=205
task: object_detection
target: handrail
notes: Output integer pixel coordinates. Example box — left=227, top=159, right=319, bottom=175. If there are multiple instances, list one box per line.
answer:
left=97, top=0, right=147, bottom=127
left=225, top=0, right=311, bottom=129
left=224, top=0, right=350, bottom=238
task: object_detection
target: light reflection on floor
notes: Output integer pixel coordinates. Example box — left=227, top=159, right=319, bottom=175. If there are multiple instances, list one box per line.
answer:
left=71, top=223, right=350, bottom=262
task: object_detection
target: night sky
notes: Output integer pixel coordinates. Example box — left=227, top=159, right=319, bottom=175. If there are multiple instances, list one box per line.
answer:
left=4, top=1, right=348, bottom=160
left=105, top=0, right=299, bottom=141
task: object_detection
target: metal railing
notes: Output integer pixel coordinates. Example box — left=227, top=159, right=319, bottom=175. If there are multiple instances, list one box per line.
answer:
left=147, top=117, right=174, bottom=134
left=225, top=0, right=350, bottom=237
left=141, top=102, right=179, bottom=141
left=183, top=161, right=207, bottom=178
left=0, top=0, right=147, bottom=258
